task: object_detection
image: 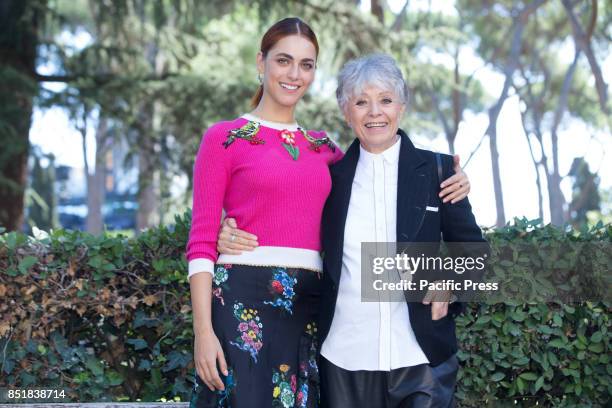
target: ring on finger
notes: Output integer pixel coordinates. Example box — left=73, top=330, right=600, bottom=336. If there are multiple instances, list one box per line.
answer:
left=230, top=233, right=236, bottom=242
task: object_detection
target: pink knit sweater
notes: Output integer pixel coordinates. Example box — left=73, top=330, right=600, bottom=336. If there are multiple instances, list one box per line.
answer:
left=186, top=115, right=344, bottom=277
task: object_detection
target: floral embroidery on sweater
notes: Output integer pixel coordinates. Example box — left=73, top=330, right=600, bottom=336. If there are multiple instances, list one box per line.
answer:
left=279, top=129, right=299, bottom=161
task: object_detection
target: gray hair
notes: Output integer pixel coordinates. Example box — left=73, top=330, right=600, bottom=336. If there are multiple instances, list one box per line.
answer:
left=336, top=53, right=409, bottom=111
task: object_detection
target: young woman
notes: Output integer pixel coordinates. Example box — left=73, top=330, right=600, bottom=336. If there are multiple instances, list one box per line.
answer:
left=187, top=18, right=470, bottom=408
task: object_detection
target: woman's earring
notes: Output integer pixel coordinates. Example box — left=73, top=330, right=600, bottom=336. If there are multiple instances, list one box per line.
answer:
left=258, top=73, right=263, bottom=84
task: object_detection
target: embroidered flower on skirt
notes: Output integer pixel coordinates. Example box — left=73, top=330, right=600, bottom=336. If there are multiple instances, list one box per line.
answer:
left=191, top=367, right=236, bottom=407
left=264, top=268, right=297, bottom=314
left=217, top=367, right=236, bottom=406
left=296, top=382, right=309, bottom=408
left=272, top=364, right=297, bottom=408
left=297, top=321, right=319, bottom=407
left=229, top=302, right=263, bottom=362
left=212, top=264, right=232, bottom=306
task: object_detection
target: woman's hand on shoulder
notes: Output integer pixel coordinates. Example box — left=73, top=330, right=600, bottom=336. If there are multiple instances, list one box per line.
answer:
left=217, top=218, right=259, bottom=254
left=439, top=154, right=470, bottom=204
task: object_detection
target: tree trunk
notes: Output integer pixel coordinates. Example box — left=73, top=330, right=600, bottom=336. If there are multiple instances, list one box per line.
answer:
left=488, top=126, right=505, bottom=227
left=0, top=0, right=41, bottom=231
left=133, top=7, right=163, bottom=233
left=429, top=89, right=454, bottom=154
left=562, top=0, right=609, bottom=115
left=136, top=145, right=159, bottom=231
left=485, top=83, right=509, bottom=227
left=548, top=51, right=580, bottom=225
left=136, top=102, right=159, bottom=232
left=450, top=46, right=461, bottom=155
left=519, top=110, right=544, bottom=222
left=483, top=0, right=545, bottom=227
left=370, top=0, right=384, bottom=24
left=86, top=117, right=110, bottom=234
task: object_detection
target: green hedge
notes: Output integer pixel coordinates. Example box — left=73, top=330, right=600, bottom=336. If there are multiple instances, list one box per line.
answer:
left=0, top=215, right=610, bottom=406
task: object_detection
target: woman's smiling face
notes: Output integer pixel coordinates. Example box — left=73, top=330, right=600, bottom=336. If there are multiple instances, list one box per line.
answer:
left=257, top=34, right=317, bottom=109
left=343, top=85, right=405, bottom=153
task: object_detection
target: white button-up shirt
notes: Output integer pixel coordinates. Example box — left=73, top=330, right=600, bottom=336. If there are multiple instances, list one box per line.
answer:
left=320, top=136, right=429, bottom=371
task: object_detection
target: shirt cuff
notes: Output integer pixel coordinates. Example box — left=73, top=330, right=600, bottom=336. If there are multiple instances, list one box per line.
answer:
left=188, top=258, right=215, bottom=278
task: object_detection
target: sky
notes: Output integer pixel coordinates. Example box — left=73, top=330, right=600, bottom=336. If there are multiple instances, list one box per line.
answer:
left=29, top=1, right=611, bottom=228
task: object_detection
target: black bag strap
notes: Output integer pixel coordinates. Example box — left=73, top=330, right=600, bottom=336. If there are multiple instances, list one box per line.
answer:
left=435, top=152, right=458, bottom=305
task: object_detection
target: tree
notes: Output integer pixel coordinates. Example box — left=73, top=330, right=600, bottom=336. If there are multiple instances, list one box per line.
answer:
left=1, top=0, right=237, bottom=232
left=408, top=8, right=488, bottom=154
left=459, top=0, right=547, bottom=227
left=568, top=157, right=600, bottom=228
left=514, top=0, right=607, bottom=225
left=28, top=149, right=59, bottom=231
left=561, top=0, right=610, bottom=116
left=0, top=0, right=43, bottom=230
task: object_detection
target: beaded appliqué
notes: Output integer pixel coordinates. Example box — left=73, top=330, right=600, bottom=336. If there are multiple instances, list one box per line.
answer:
left=298, top=128, right=336, bottom=153
left=279, top=130, right=299, bottom=161
left=223, top=120, right=336, bottom=162
left=278, top=128, right=336, bottom=161
left=223, top=121, right=265, bottom=148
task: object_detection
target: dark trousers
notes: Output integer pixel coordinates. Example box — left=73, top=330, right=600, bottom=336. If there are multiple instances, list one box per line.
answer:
left=320, top=354, right=458, bottom=408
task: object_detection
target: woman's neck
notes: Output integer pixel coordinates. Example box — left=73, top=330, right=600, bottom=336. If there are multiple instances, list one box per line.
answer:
left=251, top=96, right=296, bottom=124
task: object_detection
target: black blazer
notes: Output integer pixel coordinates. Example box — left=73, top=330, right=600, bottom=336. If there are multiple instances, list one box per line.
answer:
left=318, top=129, right=486, bottom=367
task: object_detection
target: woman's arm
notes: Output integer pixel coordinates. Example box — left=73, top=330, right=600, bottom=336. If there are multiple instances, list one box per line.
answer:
left=217, top=155, right=472, bottom=254
left=190, top=273, right=227, bottom=391
left=187, top=124, right=232, bottom=391
left=187, top=123, right=233, bottom=276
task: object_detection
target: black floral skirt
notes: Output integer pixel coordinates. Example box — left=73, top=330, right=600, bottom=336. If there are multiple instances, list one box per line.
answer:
left=190, top=264, right=322, bottom=408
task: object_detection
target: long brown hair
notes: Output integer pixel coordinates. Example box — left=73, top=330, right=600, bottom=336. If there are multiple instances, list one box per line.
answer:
left=251, top=17, right=319, bottom=108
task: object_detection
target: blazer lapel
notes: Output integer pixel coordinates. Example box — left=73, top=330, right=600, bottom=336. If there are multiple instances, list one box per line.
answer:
left=396, top=129, right=430, bottom=242
left=327, top=138, right=360, bottom=285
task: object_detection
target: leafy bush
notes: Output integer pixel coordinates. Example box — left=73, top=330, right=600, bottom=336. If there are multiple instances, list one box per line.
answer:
left=0, top=213, right=193, bottom=402
left=0, top=215, right=610, bottom=405
left=456, top=219, right=611, bottom=407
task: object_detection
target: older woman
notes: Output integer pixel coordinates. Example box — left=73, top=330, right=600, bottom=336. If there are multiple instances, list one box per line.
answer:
left=215, top=53, right=481, bottom=407
left=315, top=54, right=485, bottom=407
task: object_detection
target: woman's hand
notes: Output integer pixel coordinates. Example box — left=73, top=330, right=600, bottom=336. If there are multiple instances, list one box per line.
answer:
left=421, top=283, right=451, bottom=320
left=194, top=329, right=228, bottom=391
left=428, top=301, right=449, bottom=321
left=217, top=218, right=258, bottom=254
left=439, top=154, right=471, bottom=204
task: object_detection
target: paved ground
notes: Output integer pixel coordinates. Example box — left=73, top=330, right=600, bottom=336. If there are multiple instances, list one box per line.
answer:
left=0, top=404, right=189, bottom=408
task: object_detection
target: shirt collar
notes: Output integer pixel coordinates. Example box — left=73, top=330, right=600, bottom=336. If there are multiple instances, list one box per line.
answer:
left=358, top=135, right=401, bottom=166
left=241, top=113, right=300, bottom=131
